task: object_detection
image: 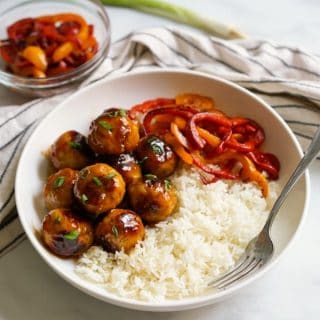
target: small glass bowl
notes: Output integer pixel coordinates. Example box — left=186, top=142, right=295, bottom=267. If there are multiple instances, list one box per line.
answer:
left=0, top=0, right=110, bottom=97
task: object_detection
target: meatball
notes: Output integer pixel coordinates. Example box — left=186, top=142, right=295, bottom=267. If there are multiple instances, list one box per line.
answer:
left=87, top=108, right=140, bottom=155
left=95, top=209, right=144, bottom=253
left=128, top=176, right=177, bottom=224
left=108, top=153, right=142, bottom=185
left=43, top=168, right=78, bottom=210
left=74, top=163, right=125, bottom=216
left=136, top=135, right=178, bottom=178
left=49, top=130, right=91, bottom=170
left=42, top=208, right=93, bottom=257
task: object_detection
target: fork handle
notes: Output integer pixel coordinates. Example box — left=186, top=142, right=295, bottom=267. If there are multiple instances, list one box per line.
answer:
left=263, top=124, right=320, bottom=231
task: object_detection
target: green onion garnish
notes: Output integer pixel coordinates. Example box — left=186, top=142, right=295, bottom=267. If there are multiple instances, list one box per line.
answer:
left=54, top=216, right=61, bottom=224
left=164, top=179, right=172, bottom=191
left=138, top=156, right=149, bottom=164
left=93, top=176, right=103, bottom=186
left=144, top=174, right=158, bottom=181
left=105, top=173, right=116, bottom=179
left=80, top=168, right=90, bottom=179
left=53, top=176, right=65, bottom=188
left=81, top=194, right=88, bottom=203
left=98, top=121, right=113, bottom=131
left=112, top=225, right=119, bottom=238
left=151, top=144, right=163, bottom=155
left=69, top=141, right=82, bottom=149
left=64, top=230, right=80, bottom=240
left=118, top=109, right=127, bottom=117
left=105, top=109, right=127, bottom=117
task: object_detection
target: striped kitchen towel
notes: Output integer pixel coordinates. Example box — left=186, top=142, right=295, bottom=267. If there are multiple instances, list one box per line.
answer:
left=1, top=27, right=320, bottom=257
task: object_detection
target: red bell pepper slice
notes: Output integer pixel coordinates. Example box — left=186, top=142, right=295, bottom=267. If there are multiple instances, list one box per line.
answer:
left=247, top=151, right=280, bottom=180
left=143, top=105, right=198, bottom=134
left=188, top=112, right=232, bottom=149
left=128, top=98, right=175, bottom=119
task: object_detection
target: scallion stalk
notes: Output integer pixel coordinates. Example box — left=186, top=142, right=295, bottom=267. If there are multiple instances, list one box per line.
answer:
left=101, top=0, right=245, bottom=39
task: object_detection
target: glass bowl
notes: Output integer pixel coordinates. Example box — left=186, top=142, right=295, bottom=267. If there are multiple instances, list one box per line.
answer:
left=0, top=0, right=110, bottom=97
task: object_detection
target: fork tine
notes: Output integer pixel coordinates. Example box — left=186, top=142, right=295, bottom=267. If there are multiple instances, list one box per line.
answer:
left=208, top=254, right=251, bottom=287
left=217, top=258, right=262, bottom=289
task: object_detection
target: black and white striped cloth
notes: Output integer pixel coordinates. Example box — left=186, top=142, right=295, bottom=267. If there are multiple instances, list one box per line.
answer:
left=1, top=27, right=320, bottom=257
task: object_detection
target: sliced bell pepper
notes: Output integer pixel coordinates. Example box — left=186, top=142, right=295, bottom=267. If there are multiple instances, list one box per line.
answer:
left=188, top=112, right=232, bottom=148
left=129, top=98, right=175, bottom=119
left=20, top=46, right=47, bottom=71
left=175, top=93, right=215, bottom=111
left=143, top=105, right=198, bottom=133
left=247, top=150, right=280, bottom=180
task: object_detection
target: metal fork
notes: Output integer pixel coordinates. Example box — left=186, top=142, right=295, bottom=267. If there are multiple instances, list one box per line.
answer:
left=209, top=125, right=320, bottom=289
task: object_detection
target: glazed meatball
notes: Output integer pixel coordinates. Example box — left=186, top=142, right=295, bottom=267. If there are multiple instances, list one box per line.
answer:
left=136, top=135, right=178, bottom=178
left=108, top=153, right=142, bottom=185
left=88, top=108, right=140, bottom=155
left=42, top=208, right=93, bottom=257
left=128, top=176, right=177, bottom=224
left=74, top=163, right=125, bottom=216
left=49, top=130, right=91, bottom=170
left=95, top=209, right=145, bottom=253
left=43, top=168, right=78, bottom=210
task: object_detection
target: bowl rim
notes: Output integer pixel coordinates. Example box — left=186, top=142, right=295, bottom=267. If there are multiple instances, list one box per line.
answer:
left=0, top=0, right=111, bottom=87
left=15, top=69, right=311, bottom=311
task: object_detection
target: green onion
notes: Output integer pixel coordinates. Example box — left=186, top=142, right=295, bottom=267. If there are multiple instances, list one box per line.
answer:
left=81, top=194, right=88, bottom=203
left=105, top=173, right=116, bottom=179
left=118, top=109, right=127, bottom=117
left=93, top=176, right=103, bottom=186
left=64, top=230, right=80, bottom=240
left=99, top=121, right=113, bottom=131
left=69, top=141, right=82, bottom=149
left=151, top=144, right=163, bottom=155
left=144, top=173, right=158, bottom=181
left=147, top=136, right=163, bottom=155
left=106, top=109, right=127, bottom=117
left=164, top=179, right=172, bottom=191
left=147, top=136, right=158, bottom=144
left=80, top=168, right=90, bottom=179
left=53, top=176, right=65, bottom=188
left=112, top=225, right=119, bottom=238
left=138, top=156, right=149, bottom=164
left=101, top=0, right=245, bottom=39
left=54, top=216, right=61, bottom=224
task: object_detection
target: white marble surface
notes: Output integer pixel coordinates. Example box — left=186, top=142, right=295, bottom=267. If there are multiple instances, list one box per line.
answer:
left=1, top=1, right=320, bottom=319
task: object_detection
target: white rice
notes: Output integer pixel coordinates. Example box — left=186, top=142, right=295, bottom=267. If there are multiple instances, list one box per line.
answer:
left=75, top=166, right=279, bottom=301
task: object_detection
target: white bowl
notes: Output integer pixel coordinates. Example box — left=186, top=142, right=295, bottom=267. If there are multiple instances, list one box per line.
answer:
left=15, top=70, right=310, bottom=312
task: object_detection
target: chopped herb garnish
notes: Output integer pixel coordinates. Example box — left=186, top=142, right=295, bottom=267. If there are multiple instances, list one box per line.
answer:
left=105, top=173, right=116, bottom=179
left=69, top=141, right=82, bottom=149
left=138, top=156, right=149, bottom=164
left=118, top=109, right=127, bottom=117
left=54, top=216, right=61, bottom=224
left=81, top=194, right=88, bottom=203
left=151, top=144, right=163, bottom=155
left=98, top=121, right=113, bottom=131
left=112, top=225, right=119, bottom=238
left=93, top=176, right=102, bottom=186
left=106, top=109, right=127, bottom=117
left=147, top=136, right=164, bottom=155
left=164, top=179, right=172, bottom=191
left=63, top=230, right=80, bottom=240
left=144, top=174, right=158, bottom=181
left=147, top=136, right=158, bottom=144
left=80, top=168, right=90, bottom=179
left=53, top=176, right=65, bottom=188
